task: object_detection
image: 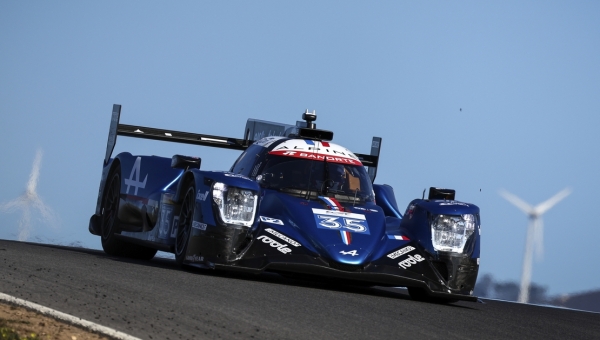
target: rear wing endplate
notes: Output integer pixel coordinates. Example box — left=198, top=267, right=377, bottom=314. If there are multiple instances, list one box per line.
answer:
left=104, top=104, right=382, bottom=182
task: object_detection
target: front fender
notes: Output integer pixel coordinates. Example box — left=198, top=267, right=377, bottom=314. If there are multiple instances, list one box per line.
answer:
left=175, top=170, right=261, bottom=227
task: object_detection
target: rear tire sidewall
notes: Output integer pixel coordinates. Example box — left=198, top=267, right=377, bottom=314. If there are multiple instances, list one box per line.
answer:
left=100, top=164, right=124, bottom=255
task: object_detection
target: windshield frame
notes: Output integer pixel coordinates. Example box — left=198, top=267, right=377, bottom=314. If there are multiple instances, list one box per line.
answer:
left=256, top=155, right=375, bottom=203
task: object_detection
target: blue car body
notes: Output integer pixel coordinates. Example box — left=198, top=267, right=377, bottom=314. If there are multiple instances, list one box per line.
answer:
left=89, top=105, right=481, bottom=302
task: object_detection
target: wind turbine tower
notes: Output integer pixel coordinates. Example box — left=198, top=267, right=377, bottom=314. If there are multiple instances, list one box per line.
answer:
left=499, top=188, right=571, bottom=303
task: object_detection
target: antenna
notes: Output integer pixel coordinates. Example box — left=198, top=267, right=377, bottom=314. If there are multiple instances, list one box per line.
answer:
left=499, top=187, right=571, bottom=303
left=0, top=149, right=59, bottom=240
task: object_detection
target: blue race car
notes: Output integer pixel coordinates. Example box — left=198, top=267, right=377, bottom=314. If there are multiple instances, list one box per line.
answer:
left=89, top=105, right=481, bottom=302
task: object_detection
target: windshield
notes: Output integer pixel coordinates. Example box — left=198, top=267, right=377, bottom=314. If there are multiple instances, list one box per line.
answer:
left=257, top=156, right=375, bottom=203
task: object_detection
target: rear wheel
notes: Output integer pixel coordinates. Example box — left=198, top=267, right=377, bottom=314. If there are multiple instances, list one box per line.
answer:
left=100, top=164, right=157, bottom=260
left=175, top=183, right=196, bottom=266
left=100, top=164, right=126, bottom=256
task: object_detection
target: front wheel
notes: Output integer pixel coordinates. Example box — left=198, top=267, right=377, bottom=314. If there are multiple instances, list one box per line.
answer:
left=175, top=183, right=196, bottom=266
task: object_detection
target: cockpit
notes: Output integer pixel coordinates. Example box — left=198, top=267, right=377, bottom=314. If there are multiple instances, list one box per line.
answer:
left=256, top=156, right=375, bottom=203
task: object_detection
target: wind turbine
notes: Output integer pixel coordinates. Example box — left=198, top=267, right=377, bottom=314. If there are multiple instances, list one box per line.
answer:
left=0, top=149, right=58, bottom=241
left=499, top=187, right=571, bottom=303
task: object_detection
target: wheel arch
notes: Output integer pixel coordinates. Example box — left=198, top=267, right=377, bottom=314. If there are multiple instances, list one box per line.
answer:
left=173, top=169, right=203, bottom=204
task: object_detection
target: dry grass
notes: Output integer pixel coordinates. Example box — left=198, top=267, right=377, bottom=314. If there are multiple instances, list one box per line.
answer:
left=0, top=302, right=110, bottom=340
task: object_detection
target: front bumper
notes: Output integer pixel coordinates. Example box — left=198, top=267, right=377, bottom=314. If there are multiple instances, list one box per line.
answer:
left=209, top=254, right=478, bottom=302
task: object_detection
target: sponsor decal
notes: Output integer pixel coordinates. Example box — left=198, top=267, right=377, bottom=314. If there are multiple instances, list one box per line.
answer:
left=185, top=254, right=204, bottom=262
left=252, top=128, right=288, bottom=141
left=260, top=216, right=284, bottom=225
left=251, top=162, right=262, bottom=177
left=224, top=173, right=250, bottom=179
left=437, top=201, right=470, bottom=207
left=398, top=254, right=425, bottom=269
left=254, top=136, right=285, bottom=148
left=313, top=208, right=369, bottom=245
left=124, top=157, right=148, bottom=195
left=477, top=258, right=480, bottom=265
left=339, top=250, right=359, bottom=256
left=158, top=203, right=173, bottom=239
left=387, top=245, right=415, bottom=259
left=265, top=228, right=301, bottom=247
left=196, top=190, right=209, bottom=201
left=269, top=139, right=362, bottom=165
left=256, top=235, right=292, bottom=254
left=353, top=207, right=378, bottom=213
left=170, top=216, right=179, bottom=238
left=312, top=209, right=369, bottom=233
left=371, top=140, right=380, bottom=149
left=388, top=235, right=410, bottom=240
left=192, top=221, right=207, bottom=231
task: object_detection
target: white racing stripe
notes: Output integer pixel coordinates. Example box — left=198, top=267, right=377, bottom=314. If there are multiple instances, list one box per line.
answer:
left=0, top=292, right=142, bottom=340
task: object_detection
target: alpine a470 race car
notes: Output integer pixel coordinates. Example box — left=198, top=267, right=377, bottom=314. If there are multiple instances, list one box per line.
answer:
left=89, top=104, right=481, bottom=302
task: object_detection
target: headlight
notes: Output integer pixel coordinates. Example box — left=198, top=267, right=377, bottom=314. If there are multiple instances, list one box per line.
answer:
left=431, top=214, right=476, bottom=253
left=212, top=182, right=258, bottom=226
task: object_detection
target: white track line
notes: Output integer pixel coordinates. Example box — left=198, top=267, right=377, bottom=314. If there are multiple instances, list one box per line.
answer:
left=0, top=292, right=143, bottom=340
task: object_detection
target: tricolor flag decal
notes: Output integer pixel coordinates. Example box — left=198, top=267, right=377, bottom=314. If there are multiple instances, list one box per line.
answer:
left=318, top=196, right=344, bottom=211
left=388, top=235, right=410, bottom=241
left=340, top=230, right=352, bottom=245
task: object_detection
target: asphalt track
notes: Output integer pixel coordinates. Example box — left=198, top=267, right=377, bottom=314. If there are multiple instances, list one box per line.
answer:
left=1, top=239, right=598, bottom=340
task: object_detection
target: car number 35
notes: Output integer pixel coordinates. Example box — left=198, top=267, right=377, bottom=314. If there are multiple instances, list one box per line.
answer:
left=317, top=216, right=367, bottom=233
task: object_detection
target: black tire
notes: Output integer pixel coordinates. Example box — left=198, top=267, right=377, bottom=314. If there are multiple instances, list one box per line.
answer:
left=100, top=164, right=158, bottom=261
left=129, top=246, right=158, bottom=261
left=407, top=287, right=458, bottom=304
left=100, top=164, right=127, bottom=256
left=175, top=183, right=196, bottom=266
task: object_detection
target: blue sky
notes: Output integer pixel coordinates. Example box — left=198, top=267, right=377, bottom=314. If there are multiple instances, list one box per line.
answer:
left=1, top=1, right=598, bottom=296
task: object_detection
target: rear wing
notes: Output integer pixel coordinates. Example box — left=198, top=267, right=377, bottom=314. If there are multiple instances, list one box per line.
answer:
left=104, top=104, right=382, bottom=182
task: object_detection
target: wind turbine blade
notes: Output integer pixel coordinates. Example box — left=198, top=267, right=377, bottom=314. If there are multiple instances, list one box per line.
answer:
left=0, top=196, right=26, bottom=213
left=534, top=218, right=544, bottom=261
left=535, top=187, right=572, bottom=216
left=26, top=149, right=43, bottom=195
left=499, top=189, right=533, bottom=215
left=32, top=196, right=59, bottom=229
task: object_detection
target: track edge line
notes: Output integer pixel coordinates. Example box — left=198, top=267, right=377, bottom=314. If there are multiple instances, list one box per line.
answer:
left=0, top=292, right=143, bottom=340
